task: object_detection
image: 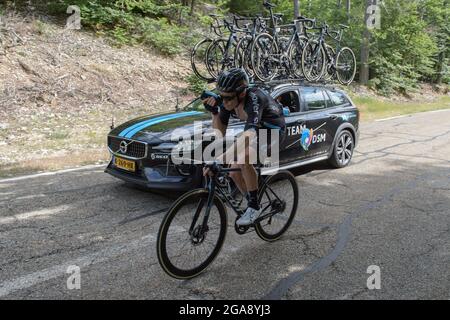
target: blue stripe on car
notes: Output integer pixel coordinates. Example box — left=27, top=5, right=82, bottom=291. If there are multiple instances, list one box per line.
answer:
left=122, top=111, right=204, bottom=138
left=119, top=111, right=203, bottom=138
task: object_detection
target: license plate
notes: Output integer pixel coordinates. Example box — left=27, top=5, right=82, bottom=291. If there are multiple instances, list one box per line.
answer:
left=114, top=156, right=136, bottom=172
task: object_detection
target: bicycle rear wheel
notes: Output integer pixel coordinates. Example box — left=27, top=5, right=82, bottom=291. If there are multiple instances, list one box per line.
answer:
left=157, top=189, right=227, bottom=279
left=255, top=171, right=299, bottom=242
left=335, top=47, right=356, bottom=85
left=191, top=38, right=215, bottom=82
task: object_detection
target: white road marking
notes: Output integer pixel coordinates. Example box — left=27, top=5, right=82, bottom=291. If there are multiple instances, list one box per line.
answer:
left=0, top=234, right=156, bottom=298
left=0, top=164, right=108, bottom=183
left=0, top=205, right=70, bottom=225
left=375, top=108, right=450, bottom=122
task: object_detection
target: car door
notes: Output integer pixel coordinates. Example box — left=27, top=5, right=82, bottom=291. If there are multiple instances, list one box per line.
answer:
left=272, top=87, right=309, bottom=163
left=324, top=89, right=357, bottom=134
left=298, top=87, right=334, bottom=158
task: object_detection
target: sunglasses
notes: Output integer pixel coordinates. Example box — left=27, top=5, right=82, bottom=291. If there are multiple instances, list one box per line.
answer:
left=220, top=94, right=237, bottom=102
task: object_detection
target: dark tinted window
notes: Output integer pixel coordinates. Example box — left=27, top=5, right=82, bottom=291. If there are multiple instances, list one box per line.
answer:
left=327, top=90, right=350, bottom=106
left=301, top=88, right=326, bottom=111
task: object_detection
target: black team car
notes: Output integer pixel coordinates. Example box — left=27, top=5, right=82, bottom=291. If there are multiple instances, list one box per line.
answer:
left=105, top=81, right=360, bottom=191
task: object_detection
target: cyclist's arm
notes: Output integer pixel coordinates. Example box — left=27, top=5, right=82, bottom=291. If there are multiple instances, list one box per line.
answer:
left=244, top=90, right=264, bottom=131
left=212, top=112, right=227, bottom=138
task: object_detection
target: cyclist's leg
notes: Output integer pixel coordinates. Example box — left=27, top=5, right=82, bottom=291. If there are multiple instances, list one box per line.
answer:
left=231, top=133, right=258, bottom=191
left=228, top=161, right=247, bottom=195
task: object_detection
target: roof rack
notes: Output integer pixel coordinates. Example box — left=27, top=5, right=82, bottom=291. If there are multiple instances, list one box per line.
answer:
left=250, top=78, right=340, bottom=90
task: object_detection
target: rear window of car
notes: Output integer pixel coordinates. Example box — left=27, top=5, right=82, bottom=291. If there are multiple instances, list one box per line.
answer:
left=327, top=90, right=351, bottom=106
left=300, top=87, right=326, bottom=111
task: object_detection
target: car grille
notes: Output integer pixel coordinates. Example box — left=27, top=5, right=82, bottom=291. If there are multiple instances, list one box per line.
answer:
left=108, top=136, right=147, bottom=159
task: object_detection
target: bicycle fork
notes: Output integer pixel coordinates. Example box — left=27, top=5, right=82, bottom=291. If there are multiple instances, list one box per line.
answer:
left=188, top=178, right=216, bottom=240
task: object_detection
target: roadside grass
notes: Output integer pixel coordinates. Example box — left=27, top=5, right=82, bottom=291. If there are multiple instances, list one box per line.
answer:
left=0, top=150, right=110, bottom=179
left=353, top=95, right=450, bottom=122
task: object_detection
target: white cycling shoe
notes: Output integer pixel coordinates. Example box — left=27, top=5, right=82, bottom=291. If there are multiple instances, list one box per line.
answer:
left=236, top=207, right=262, bottom=226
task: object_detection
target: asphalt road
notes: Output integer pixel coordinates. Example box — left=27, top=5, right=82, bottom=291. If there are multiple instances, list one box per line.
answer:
left=0, top=110, right=449, bottom=300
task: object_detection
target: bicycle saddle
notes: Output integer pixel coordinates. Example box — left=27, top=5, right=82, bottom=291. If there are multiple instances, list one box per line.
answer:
left=339, top=24, right=349, bottom=29
left=263, top=1, right=276, bottom=9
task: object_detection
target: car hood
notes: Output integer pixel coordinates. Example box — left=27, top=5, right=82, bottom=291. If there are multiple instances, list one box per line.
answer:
left=109, top=111, right=243, bottom=145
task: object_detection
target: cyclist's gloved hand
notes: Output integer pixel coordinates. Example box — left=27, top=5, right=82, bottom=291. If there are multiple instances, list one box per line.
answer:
left=201, top=91, right=222, bottom=115
left=203, top=161, right=222, bottom=177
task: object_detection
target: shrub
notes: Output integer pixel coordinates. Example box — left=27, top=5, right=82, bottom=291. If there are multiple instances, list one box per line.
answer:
left=185, top=73, right=207, bottom=95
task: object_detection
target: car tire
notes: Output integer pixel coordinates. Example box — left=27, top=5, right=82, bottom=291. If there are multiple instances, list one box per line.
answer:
left=329, top=130, right=354, bottom=168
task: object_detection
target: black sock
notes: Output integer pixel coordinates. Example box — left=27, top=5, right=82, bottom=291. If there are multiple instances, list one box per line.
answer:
left=248, top=190, right=259, bottom=210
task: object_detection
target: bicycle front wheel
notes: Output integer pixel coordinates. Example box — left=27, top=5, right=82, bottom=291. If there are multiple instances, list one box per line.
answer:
left=255, top=171, right=299, bottom=242
left=335, top=47, right=356, bottom=85
left=157, top=189, right=227, bottom=279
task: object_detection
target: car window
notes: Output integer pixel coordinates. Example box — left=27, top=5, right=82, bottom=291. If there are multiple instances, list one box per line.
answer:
left=323, top=90, right=333, bottom=108
left=327, top=90, right=350, bottom=106
left=274, top=90, right=300, bottom=113
left=300, top=87, right=326, bottom=111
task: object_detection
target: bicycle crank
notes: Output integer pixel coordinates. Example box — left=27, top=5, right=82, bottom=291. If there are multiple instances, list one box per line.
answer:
left=234, top=217, right=251, bottom=235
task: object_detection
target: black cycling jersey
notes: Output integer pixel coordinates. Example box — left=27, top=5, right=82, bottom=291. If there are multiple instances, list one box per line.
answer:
left=218, top=87, right=286, bottom=132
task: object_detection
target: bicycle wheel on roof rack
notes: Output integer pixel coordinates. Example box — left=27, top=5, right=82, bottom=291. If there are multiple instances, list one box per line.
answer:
left=250, top=33, right=279, bottom=82
left=335, top=47, right=356, bottom=85
left=191, top=38, right=215, bottom=82
left=206, top=39, right=227, bottom=80
left=234, top=35, right=255, bottom=79
left=288, top=35, right=309, bottom=79
left=206, top=39, right=237, bottom=79
left=322, top=43, right=336, bottom=81
left=301, top=39, right=326, bottom=82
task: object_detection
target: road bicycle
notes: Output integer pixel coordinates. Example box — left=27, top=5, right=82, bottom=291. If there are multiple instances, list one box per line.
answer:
left=234, top=14, right=270, bottom=79
left=156, top=162, right=299, bottom=279
left=250, top=1, right=316, bottom=81
left=205, top=15, right=253, bottom=79
left=190, top=14, right=225, bottom=82
left=301, top=23, right=356, bottom=85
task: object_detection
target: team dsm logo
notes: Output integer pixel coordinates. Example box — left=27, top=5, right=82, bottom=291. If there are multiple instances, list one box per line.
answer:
left=288, top=124, right=327, bottom=151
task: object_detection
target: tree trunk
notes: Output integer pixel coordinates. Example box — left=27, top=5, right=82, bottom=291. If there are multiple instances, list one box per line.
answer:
left=346, top=0, right=351, bottom=21
left=337, top=0, right=342, bottom=8
left=360, top=0, right=372, bottom=85
left=294, top=0, right=300, bottom=18
left=190, top=0, right=195, bottom=15
left=436, top=50, right=445, bottom=85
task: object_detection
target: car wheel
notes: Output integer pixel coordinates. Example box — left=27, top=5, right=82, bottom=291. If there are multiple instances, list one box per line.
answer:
left=329, top=130, right=354, bottom=168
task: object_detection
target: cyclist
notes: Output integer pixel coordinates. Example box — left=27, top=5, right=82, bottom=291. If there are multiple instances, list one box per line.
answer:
left=202, top=68, right=286, bottom=226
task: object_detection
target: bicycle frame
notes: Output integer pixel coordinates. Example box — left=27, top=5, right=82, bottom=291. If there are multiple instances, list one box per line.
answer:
left=189, top=167, right=284, bottom=236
